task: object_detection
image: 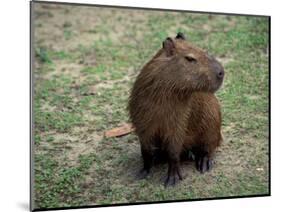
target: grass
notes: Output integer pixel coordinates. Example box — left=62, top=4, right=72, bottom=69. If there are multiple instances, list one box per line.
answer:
left=33, top=3, right=269, bottom=209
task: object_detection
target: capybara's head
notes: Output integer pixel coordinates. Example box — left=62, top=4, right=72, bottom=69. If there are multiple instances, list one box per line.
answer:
left=146, top=32, right=225, bottom=94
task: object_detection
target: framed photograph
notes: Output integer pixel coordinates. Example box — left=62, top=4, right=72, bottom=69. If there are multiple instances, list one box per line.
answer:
left=31, top=1, right=270, bottom=211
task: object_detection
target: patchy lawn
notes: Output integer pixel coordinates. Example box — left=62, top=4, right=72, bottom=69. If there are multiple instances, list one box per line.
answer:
left=32, top=2, right=269, bottom=209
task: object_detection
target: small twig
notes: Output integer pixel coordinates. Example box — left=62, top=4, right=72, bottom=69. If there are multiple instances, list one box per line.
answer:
left=104, top=123, right=135, bottom=138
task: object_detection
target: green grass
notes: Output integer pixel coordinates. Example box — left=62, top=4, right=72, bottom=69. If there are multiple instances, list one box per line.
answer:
left=33, top=3, right=269, bottom=209
left=35, top=153, right=98, bottom=208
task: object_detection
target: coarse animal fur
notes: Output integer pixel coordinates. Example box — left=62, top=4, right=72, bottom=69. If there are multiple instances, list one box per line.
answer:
left=128, top=32, right=224, bottom=187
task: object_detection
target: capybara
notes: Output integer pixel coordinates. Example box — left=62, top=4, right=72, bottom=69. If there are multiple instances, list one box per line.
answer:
left=128, top=32, right=224, bottom=187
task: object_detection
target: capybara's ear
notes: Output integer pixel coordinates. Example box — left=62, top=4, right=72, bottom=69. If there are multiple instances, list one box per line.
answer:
left=175, top=32, right=186, bottom=40
left=162, top=37, right=175, bottom=56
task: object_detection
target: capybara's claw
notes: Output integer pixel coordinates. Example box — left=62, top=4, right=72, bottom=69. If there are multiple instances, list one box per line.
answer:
left=164, top=175, right=177, bottom=187
left=164, top=168, right=183, bottom=187
left=196, top=156, right=213, bottom=173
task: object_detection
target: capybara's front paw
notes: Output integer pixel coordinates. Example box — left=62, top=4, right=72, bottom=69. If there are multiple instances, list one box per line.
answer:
left=195, top=156, right=213, bottom=173
left=164, top=176, right=175, bottom=187
left=164, top=166, right=183, bottom=187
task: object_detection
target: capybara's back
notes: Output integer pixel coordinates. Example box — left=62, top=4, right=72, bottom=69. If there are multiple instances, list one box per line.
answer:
left=128, top=32, right=224, bottom=186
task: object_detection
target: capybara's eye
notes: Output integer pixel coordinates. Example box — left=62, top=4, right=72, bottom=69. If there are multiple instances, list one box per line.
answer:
left=185, top=55, right=197, bottom=63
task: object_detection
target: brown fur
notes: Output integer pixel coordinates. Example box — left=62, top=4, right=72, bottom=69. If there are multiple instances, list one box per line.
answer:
left=128, top=33, right=224, bottom=186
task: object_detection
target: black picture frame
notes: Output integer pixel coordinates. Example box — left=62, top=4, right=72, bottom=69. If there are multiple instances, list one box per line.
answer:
left=30, top=1, right=271, bottom=211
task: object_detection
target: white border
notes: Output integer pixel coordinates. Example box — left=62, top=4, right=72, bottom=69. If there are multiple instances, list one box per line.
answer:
left=1, top=0, right=280, bottom=211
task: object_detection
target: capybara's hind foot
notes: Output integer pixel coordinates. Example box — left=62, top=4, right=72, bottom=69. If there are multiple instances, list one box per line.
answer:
left=181, top=150, right=195, bottom=161
left=196, top=156, right=213, bottom=173
left=136, top=168, right=150, bottom=180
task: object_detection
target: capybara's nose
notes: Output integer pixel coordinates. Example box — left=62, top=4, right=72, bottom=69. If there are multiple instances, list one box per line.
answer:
left=212, top=61, right=224, bottom=80
left=211, top=59, right=224, bottom=80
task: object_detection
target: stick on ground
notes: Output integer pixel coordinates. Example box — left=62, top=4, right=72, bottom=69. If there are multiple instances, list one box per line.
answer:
left=104, top=123, right=134, bottom=138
